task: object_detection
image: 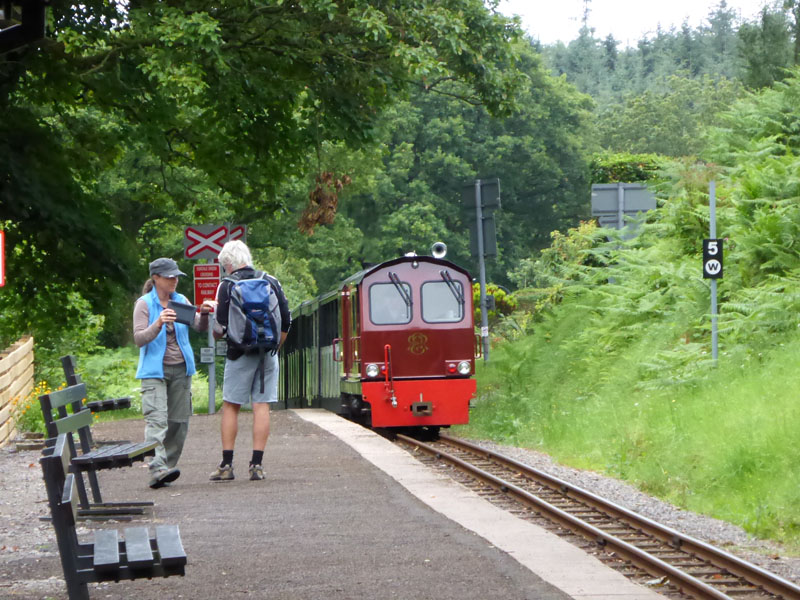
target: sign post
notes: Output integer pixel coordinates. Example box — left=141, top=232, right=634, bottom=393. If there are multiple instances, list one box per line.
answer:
left=463, top=179, right=500, bottom=362
left=184, top=225, right=244, bottom=414
left=704, top=182, right=723, bottom=363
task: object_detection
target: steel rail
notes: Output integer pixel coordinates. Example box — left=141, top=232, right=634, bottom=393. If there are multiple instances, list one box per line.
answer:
left=437, top=434, right=800, bottom=600
left=397, top=433, right=800, bottom=600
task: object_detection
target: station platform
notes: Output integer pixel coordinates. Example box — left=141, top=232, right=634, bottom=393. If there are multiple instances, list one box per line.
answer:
left=9, top=409, right=664, bottom=599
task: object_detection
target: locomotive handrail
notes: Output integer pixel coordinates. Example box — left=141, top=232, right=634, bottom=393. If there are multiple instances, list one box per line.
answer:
left=383, top=344, right=397, bottom=408
left=331, top=338, right=342, bottom=362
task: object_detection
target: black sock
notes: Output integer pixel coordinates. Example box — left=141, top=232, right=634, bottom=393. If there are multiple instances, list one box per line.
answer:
left=221, top=450, right=234, bottom=467
left=250, top=450, right=264, bottom=466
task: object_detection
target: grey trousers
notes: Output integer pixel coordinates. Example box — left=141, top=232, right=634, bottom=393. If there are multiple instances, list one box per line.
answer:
left=141, top=363, right=192, bottom=473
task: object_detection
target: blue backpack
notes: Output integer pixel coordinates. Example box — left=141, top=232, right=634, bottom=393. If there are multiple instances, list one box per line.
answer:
left=224, top=272, right=282, bottom=355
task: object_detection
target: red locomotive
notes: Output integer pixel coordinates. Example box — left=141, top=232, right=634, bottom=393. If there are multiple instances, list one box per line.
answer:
left=280, top=244, right=478, bottom=434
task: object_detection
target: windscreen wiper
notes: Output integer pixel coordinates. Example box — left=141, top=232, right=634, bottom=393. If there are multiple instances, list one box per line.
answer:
left=388, top=272, right=412, bottom=308
left=439, top=270, right=465, bottom=305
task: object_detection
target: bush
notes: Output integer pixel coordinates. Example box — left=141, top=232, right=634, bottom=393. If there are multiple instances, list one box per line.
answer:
left=473, top=283, right=517, bottom=327
left=11, top=381, right=60, bottom=435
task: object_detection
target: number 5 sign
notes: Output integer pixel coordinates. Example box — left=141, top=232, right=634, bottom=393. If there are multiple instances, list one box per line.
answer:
left=703, top=239, right=723, bottom=279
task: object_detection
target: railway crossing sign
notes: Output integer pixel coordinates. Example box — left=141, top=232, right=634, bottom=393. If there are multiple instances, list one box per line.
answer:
left=702, top=239, right=723, bottom=279
left=183, top=224, right=246, bottom=259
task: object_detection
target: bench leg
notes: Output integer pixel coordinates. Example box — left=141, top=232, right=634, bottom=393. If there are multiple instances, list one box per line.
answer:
left=65, top=577, right=91, bottom=600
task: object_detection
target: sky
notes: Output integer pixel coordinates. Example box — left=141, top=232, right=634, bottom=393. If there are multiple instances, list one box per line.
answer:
left=497, top=0, right=771, bottom=47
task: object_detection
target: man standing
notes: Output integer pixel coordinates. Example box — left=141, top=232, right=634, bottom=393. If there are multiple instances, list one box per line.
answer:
left=209, top=240, right=291, bottom=481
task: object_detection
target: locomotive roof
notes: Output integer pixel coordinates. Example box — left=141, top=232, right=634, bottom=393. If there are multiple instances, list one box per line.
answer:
left=292, top=255, right=472, bottom=316
left=341, top=255, right=471, bottom=288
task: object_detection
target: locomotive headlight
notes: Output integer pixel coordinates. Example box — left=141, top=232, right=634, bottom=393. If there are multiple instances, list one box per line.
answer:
left=366, top=363, right=380, bottom=378
left=457, top=361, right=471, bottom=375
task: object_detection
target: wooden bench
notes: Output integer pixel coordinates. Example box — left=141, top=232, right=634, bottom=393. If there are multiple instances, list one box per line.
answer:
left=41, top=433, right=186, bottom=600
left=40, top=383, right=156, bottom=518
left=61, top=355, right=132, bottom=413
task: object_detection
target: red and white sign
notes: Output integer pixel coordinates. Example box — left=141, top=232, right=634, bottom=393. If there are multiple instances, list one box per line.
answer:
left=194, top=263, right=220, bottom=306
left=0, top=230, right=5, bottom=287
left=183, top=224, right=246, bottom=260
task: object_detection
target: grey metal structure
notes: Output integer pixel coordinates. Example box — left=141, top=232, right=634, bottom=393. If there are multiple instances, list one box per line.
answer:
left=463, top=179, right=501, bottom=361
left=591, top=183, right=656, bottom=238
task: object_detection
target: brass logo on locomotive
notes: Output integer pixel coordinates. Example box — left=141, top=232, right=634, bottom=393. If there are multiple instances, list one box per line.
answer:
left=408, top=332, right=428, bottom=355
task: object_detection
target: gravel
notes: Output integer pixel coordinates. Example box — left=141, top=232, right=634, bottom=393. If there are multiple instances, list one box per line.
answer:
left=470, top=438, right=800, bottom=586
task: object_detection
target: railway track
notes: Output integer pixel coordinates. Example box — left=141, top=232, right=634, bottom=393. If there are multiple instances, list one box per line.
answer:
left=394, top=432, right=800, bottom=600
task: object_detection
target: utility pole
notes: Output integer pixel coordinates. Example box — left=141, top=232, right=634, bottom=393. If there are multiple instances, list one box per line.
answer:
left=463, top=178, right=500, bottom=362
left=474, top=180, right=490, bottom=361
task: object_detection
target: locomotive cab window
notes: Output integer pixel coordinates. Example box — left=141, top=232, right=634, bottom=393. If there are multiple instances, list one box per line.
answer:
left=369, top=282, right=412, bottom=325
left=421, top=281, right=464, bottom=323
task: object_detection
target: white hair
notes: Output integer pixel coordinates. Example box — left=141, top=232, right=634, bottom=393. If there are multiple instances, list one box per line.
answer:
left=218, top=240, right=252, bottom=273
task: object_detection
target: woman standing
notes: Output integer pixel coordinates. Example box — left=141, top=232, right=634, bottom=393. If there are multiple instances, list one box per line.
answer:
left=133, top=257, right=214, bottom=489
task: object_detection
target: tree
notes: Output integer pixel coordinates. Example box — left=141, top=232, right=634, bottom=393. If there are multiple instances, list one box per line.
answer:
left=1, top=0, right=528, bottom=345
left=738, top=6, right=793, bottom=88
left=596, top=74, right=743, bottom=156
left=337, top=43, right=594, bottom=286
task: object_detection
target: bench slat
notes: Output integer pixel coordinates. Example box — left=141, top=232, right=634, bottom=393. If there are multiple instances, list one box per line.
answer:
left=155, top=525, right=187, bottom=567
left=41, top=383, right=87, bottom=411
left=87, top=397, right=132, bottom=412
left=70, top=441, right=156, bottom=470
left=93, top=529, right=120, bottom=572
left=124, top=527, right=154, bottom=569
left=60, top=473, right=80, bottom=527
left=53, top=409, right=93, bottom=435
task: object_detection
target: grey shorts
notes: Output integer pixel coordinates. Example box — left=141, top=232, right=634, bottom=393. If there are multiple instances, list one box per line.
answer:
left=222, top=352, right=279, bottom=405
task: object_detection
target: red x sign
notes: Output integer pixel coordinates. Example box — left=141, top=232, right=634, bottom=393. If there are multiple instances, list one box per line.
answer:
left=183, top=224, right=246, bottom=260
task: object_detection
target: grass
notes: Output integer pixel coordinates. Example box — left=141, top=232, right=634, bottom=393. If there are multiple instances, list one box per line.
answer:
left=457, top=304, right=800, bottom=551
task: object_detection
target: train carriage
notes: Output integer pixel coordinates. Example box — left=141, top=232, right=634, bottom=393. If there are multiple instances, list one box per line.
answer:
left=280, top=247, right=478, bottom=432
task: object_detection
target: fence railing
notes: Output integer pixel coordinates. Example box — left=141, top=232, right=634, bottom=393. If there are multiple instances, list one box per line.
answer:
left=0, top=336, right=34, bottom=448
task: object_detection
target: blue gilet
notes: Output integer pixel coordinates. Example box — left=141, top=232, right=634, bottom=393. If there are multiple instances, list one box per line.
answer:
left=135, top=287, right=197, bottom=379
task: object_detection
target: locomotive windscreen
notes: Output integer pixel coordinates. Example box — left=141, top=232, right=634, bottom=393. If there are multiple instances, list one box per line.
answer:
left=369, top=282, right=412, bottom=325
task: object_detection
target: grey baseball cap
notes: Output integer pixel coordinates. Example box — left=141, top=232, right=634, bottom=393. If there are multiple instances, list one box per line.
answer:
left=149, top=258, right=186, bottom=278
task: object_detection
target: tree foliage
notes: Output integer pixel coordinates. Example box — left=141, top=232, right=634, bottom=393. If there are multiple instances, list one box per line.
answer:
left=337, top=43, right=593, bottom=286
left=0, top=0, right=527, bottom=346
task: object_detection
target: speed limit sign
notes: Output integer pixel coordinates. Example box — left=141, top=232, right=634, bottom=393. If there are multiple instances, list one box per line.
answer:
left=703, top=239, right=723, bottom=279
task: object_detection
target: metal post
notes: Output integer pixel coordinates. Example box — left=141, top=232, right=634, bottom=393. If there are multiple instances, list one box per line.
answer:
left=475, top=180, right=490, bottom=361
left=207, top=311, right=216, bottom=414
left=710, top=181, right=718, bottom=363
left=617, top=182, right=625, bottom=231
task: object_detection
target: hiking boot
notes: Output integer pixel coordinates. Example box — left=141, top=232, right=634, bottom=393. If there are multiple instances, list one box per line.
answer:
left=209, top=464, right=234, bottom=481
left=249, top=463, right=265, bottom=481
left=149, top=467, right=180, bottom=489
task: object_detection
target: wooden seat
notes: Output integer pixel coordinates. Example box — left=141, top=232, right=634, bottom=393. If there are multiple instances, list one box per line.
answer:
left=39, top=383, right=156, bottom=518
left=61, top=355, right=132, bottom=412
left=41, top=434, right=186, bottom=599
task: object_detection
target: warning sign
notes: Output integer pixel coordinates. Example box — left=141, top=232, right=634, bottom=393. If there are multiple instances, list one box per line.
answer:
left=194, top=263, right=220, bottom=306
